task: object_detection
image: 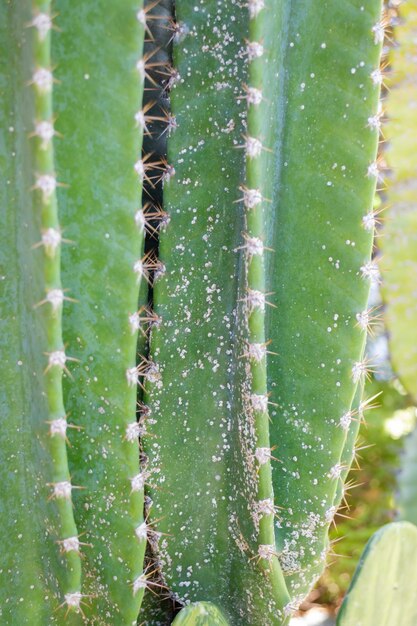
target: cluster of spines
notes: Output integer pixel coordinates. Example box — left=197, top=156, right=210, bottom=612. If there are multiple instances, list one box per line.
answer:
left=29, top=1, right=84, bottom=615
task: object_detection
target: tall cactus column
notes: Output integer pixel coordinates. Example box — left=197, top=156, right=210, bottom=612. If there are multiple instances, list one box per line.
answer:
left=52, top=1, right=148, bottom=622
left=31, top=0, right=83, bottom=613
left=142, top=0, right=384, bottom=623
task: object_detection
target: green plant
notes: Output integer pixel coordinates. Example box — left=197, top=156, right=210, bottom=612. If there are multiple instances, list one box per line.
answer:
left=0, top=0, right=385, bottom=624
left=336, top=521, right=417, bottom=626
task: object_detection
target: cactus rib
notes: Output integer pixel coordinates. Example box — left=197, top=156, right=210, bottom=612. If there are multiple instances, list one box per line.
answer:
left=263, top=0, right=384, bottom=602
left=243, top=0, right=288, bottom=607
left=51, top=2, right=147, bottom=621
left=32, top=0, right=83, bottom=614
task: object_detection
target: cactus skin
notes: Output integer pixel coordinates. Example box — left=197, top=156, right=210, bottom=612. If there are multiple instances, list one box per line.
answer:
left=143, top=0, right=383, bottom=622
left=51, top=2, right=147, bottom=622
left=337, top=522, right=417, bottom=626
left=0, top=0, right=84, bottom=621
left=265, top=1, right=384, bottom=603
left=1, top=0, right=147, bottom=623
left=380, top=3, right=417, bottom=403
left=397, top=427, right=417, bottom=526
left=172, top=603, right=230, bottom=626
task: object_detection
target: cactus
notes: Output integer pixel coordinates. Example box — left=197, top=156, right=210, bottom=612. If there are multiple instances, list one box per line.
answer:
left=337, top=521, right=417, bottom=626
left=172, top=603, right=230, bottom=626
left=1, top=0, right=146, bottom=623
left=0, top=0, right=385, bottom=624
left=380, top=2, right=417, bottom=402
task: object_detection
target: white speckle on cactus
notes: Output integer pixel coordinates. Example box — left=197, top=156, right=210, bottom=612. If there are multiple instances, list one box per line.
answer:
left=64, top=591, right=83, bottom=611
left=135, top=522, right=148, bottom=541
left=246, top=289, right=266, bottom=311
left=132, top=574, right=147, bottom=595
left=325, top=506, right=337, bottom=523
left=50, top=480, right=72, bottom=500
left=134, top=208, right=145, bottom=231
left=328, top=463, right=343, bottom=479
left=41, top=227, right=62, bottom=256
left=34, top=173, right=56, bottom=200
left=361, top=260, right=380, bottom=283
left=242, top=235, right=264, bottom=256
left=240, top=186, right=262, bottom=209
left=129, top=311, right=141, bottom=333
left=246, top=41, right=264, bottom=60
left=367, top=160, right=379, bottom=178
left=372, top=19, right=386, bottom=45
left=136, top=59, right=145, bottom=80
left=135, top=109, right=146, bottom=129
left=255, top=447, right=273, bottom=465
left=47, top=350, right=68, bottom=369
left=367, top=113, right=382, bottom=132
left=339, top=410, right=353, bottom=431
left=256, top=498, right=276, bottom=517
left=33, top=120, right=55, bottom=149
left=352, top=360, right=369, bottom=384
left=31, top=12, right=52, bottom=40
left=32, top=68, right=53, bottom=92
left=133, top=259, right=144, bottom=282
left=362, top=210, right=376, bottom=231
left=356, top=309, right=369, bottom=331
left=125, top=422, right=142, bottom=442
left=248, top=0, right=265, bottom=19
left=46, top=288, right=65, bottom=311
left=126, top=367, right=139, bottom=387
left=134, top=159, right=145, bottom=181
left=136, top=8, right=146, bottom=25
left=244, top=85, right=263, bottom=105
left=49, top=417, right=68, bottom=438
left=245, top=136, right=263, bottom=159
left=145, top=362, right=161, bottom=384
left=162, top=164, right=176, bottom=184
left=370, top=68, right=383, bottom=86
left=131, top=473, right=146, bottom=492
left=61, top=536, right=80, bottom=553
left=247, top=342, right=266, bottom=361
left=250, top=393, right=268, bottom=412
left=258, top=544, right=276, bottom=561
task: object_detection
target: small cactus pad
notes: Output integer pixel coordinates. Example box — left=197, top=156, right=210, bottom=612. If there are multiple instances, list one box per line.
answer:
left=172, top=602, right=230, bottom=626
left=337, top=522, right=417, bottom=626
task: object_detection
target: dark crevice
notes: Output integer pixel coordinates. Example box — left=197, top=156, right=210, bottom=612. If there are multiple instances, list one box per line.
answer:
left=136, top=0, right=183, bottom=620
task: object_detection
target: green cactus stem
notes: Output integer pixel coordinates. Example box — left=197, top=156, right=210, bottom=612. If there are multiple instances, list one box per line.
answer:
left=0, top=1, right=83, bottom=621
left=1, top=0, right=147, bottom=623
left=143, top=0, right=383, bottom=622
left=172, top=602, right=230, bottom=626
left=337, top=522, right=417, bottom=626
left=397, top=426, right=417, bottom=526
left=51, top=2, right=147, bottom=622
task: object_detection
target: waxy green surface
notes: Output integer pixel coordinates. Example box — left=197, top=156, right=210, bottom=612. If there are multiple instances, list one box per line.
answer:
left=337, top=522, right=417, bottom=626
left=263, top=0, right=383, bottom=599
left=145, top=0, right=383, bottom=619
left=0, top=2, right=62, bottom=622
left=172, top=602, right=230, bottom=626
left=52, top=1, right=146, bottom=622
